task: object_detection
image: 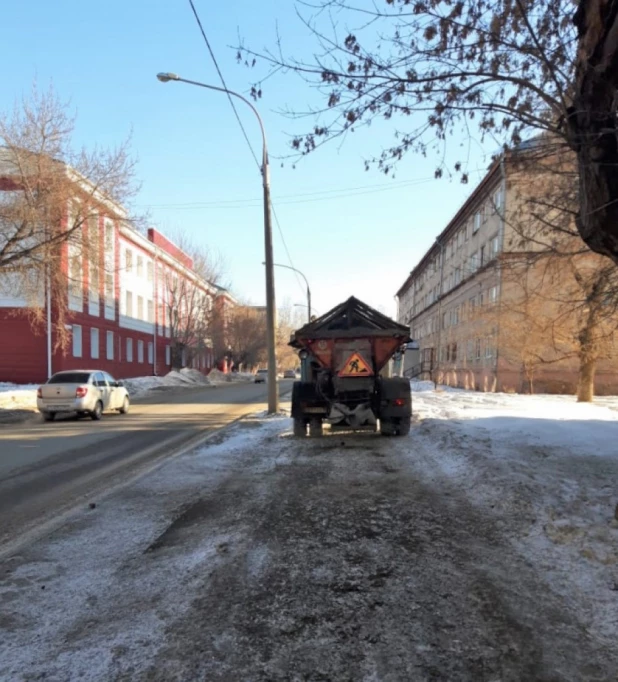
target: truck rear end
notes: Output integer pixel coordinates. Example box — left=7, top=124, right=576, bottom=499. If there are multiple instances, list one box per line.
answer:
left=289, top=297, right=412, bottom=437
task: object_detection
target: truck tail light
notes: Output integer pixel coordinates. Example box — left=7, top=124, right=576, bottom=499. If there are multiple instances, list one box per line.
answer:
left=393, top=398, right=405, bottom=407
left=37, top=388, right=42, bottom=399
left=75, top=386, right=88, bottom=398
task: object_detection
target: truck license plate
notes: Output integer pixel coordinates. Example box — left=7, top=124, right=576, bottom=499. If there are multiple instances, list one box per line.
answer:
left=305, top=407, right=327, bottom=414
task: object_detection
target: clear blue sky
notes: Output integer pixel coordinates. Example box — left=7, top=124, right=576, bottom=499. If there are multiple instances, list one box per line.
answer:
left=2, top=0, right=493, bottom=319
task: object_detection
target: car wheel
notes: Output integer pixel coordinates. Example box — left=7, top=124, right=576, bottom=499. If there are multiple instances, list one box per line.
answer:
left=91, top=401, right=103, bottom=421
left=119, top=396, right=130, bottom=414
left=43, top=412, right=54, bottom=422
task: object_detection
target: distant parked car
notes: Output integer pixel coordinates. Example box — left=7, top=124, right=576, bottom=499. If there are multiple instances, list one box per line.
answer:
left=283, top=369, right=296, bottom=379
left=37, top=370, right=130, bottom=422
left=254, top=369, right=268, bottom=383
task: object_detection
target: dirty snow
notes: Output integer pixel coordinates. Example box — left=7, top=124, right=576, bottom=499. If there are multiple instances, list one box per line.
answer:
left=1, top=387, right=618, bottom=680
left=408, top=380, right=618, bottom=647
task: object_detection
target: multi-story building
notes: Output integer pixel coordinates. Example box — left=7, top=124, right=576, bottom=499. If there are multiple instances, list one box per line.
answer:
left=396, top=154, right=618, bottom=394
left=0, top=158, right=234, bottom=384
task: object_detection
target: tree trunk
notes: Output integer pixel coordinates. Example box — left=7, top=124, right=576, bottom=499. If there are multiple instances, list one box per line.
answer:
left=171, top=344, right=184, bottom=371
left=577, top=355, right=596, bottom=402
left=570, top=0, right=618, bottom=264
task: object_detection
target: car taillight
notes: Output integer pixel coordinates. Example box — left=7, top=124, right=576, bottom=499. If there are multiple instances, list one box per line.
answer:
left=75, top=386, right=88, bottom=398
left=393, top=398, right=405, bottom=407
left=37, top=388, right=42, bottom=399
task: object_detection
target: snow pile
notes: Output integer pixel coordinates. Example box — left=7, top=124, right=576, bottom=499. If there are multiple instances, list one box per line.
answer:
left=404, top=386, right=618, bottom=644
left=123, top=369, right=211, bottom=397
left=0, top=383, right=39, bottom=413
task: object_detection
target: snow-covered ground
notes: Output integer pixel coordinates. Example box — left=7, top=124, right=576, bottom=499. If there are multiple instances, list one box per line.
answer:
left=0, top=368, right=254, bottom=416
left=2, top=386, right=618, bottom=679
left=407, top=380, right=618, bottom=646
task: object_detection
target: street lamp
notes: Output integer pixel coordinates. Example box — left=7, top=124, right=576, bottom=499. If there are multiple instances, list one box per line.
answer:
left=294, top=304, right=319, bottom=320
left=157, top=72, right=279, bottom=413
left=265, top=262, right=311, bottom=323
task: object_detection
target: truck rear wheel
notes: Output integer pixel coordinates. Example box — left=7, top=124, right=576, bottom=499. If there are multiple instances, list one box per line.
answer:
left=309, top=418, right=323, bottom=437
left=397, top=417, right=411, bottom=436
left=380, top=418, right=395, bottom=436
left=293, top=418, right=307, bottom=437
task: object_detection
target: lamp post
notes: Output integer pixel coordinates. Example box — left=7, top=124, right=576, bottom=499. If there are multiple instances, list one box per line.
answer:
left=266, top=262, right=311, bottom=323
left=157, top=72, right=278, bottom=413
left=294, top=303, right=319, bottom=319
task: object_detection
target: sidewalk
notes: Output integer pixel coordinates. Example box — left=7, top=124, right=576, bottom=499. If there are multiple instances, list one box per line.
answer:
left=1, top=388, right=617, bottom=680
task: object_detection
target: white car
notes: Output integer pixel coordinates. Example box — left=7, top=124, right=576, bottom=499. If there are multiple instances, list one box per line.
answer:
left=37, top=370, right=130, bottom=422
left=254, top=369, right=268, bottom=383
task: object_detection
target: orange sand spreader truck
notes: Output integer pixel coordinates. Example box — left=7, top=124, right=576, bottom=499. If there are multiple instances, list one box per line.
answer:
left=289, top=297, right=412, bottom=437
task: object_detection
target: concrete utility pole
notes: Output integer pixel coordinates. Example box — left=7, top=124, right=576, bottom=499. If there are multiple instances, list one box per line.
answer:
left=156, top=72, right=279, bottom=413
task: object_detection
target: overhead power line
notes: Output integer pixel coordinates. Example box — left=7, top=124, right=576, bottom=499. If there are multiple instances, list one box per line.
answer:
left=142, top=175, right=438, bottom=210
left=187, top=0, right=305, bottom=296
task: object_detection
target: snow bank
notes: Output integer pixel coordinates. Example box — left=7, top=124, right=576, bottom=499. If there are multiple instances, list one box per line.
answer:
left=0, top=369, right=215, bottom=412
left=123, top=368, right=211, bottom=397
left=0, top=384, right=39, bottom=412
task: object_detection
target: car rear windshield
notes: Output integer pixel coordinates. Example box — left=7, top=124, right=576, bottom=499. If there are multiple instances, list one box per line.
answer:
left=258, top=369, right=268, bottom=373
left=48, top=372, right=91, bottom=384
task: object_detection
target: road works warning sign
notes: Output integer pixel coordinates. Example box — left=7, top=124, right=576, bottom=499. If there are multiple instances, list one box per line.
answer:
left=338, top=352, right=374, bottom=377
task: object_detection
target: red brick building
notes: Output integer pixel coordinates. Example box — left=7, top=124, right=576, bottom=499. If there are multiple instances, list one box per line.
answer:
left=0, top=177, right=234, bottom=384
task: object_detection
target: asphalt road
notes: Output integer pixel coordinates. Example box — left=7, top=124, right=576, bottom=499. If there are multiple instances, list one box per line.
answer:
left=0, top=379, right=293, bottom=555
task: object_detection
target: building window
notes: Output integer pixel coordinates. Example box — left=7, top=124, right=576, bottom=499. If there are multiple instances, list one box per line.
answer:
left=452, top=307, right=459, bottom=326
left=490, top=235, right=500, bottom=259
left=467, top=340, right=474, bottom=361
left=454, top=267, right=461, bottom=286
left=104, top=273, right=114, bottom=320
left=72, top=325, right=82, bottom=358
left=485, top=340, right=493, bottom=358
left=137, top=340, right=144, bottom=363
left=68, top=246, right=83, bottom=311
left=148, top=300, right=154, bottom=323
left=147, top=262, right=154, bottom=282
left=473, top=211, right=482, bottom=233
left=136, top=255, right=143, bottom=278
left=137, top=295, right=144, bottom=320
left=494, top=187, right=504, bottom=212
left=481, top=245, right=487, bottom=267
left=106, top=331, right=114, bottom=360
left=470, top=251, right=479, bottom=272
left=125, top=291, right=133, bottom=318
left=148, top=341, right=154, bottom=364
left=475, top=338, right=482, bottom=360
left=90, top=328, right=99, bottom=359
left=165, top=345, right=171, bottom=365
left=442, top=312, right=449, bottom=329
left=125, top=249, right=133, bottom=273
left=126, top=338, right=133, bottom=362
left=489, top=286, right=499, bottom=303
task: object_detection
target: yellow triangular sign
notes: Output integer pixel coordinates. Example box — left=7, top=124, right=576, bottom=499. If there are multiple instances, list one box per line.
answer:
left=338, top=352, right=373, bottom=377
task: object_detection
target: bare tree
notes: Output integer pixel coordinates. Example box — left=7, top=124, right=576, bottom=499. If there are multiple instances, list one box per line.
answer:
left=239, top=0, right=618, bottom=264
left=226, top=305, right=268, bottom=370
left=159, top=231, right=231, bottom=370
left=492, top=152, right=618, bottom=401
left=160, top=232, right=228, bottom=371
left=0, top=84, right=137, bottom=349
